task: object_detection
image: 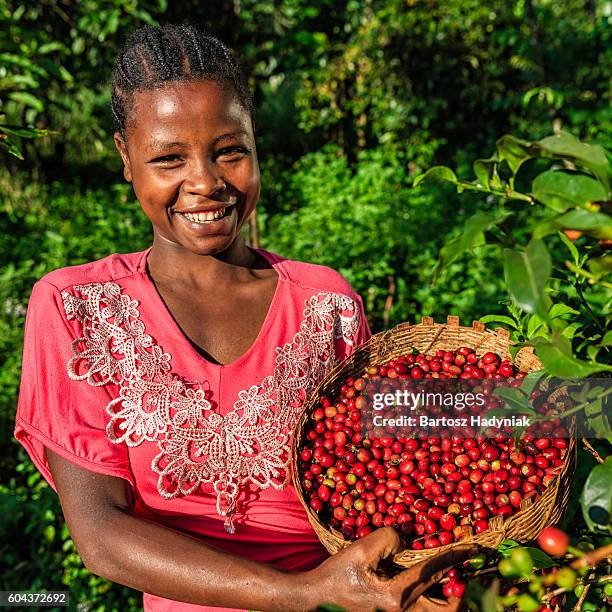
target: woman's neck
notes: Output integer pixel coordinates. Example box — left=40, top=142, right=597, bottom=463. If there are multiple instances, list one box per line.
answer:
left=146, top=234, right=266, bottom=291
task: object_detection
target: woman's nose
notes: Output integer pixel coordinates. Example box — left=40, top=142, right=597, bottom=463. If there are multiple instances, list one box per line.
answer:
left=183, top=159, right=226, bottom=197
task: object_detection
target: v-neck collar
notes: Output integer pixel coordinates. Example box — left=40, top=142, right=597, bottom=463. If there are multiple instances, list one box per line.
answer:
left=137, top=246, right=286, bottom=370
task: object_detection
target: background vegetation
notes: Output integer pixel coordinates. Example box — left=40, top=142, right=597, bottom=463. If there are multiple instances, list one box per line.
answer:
left=1, top=1, right=610, bottom=610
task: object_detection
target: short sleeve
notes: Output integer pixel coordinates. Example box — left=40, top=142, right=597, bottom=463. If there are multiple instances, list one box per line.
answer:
left=14, top=280, right=135, bottom=492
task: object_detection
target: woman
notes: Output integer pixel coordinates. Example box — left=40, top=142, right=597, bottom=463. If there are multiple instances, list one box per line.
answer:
left=14, top=23, right=473, bottom=611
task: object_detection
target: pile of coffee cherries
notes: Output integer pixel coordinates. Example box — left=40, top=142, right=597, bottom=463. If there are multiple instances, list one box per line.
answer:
left=443, top=569, right=467, bottom=599
left=297, top=347, right=569, bottom=549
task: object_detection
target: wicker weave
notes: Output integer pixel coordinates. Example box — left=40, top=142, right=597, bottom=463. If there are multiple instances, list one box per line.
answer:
left=291, top=317, right=576, bottom=568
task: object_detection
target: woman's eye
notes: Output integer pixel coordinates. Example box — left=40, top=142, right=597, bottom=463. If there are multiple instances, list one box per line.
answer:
left=152, top=154, right=182, bottom=163
left=216, top=146, right=251, bottom=161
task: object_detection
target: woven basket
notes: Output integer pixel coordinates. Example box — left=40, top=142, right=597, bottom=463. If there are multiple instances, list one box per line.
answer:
left=291, top=316, right=576, bottom=568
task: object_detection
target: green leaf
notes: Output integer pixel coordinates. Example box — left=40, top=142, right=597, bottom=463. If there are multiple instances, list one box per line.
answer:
left=315, top=604, right=347, bottom=612
left=479, top=314, right=519, bottom=329
left=58, top=65, right=74, bottom=83
left=519, top=370, right=546, bottom=396
left=602, top=330, right=612, bottom=346
left=0, top=125, right=50, bottom=139
left=532, top=170, right=607, bottom=212
left=498, top=539, right=520, bottom=556
left=39, top=59, right=73, bottom=84
left=465, top=579, right=501, bottom=612
left=496, top=135, right=534, bottom=175
left=535, top=132, right=610, bottom=193
left=560, top=323, right=580, bottom=340
left=524, top=547, right=555, bottom=569
left=43, top=525, right=56, bottom=542
left=473, top=154, right=501, bottom=190
left=548, top=303, right=580, bottom=319
left=413, top=165, right=458, bottom=187
left=534, top=209, right=612, bottom=240
left=0, top=136, right=24, bottom=159
left=581, top=457, right=612, bottom=533
left=504, top=239, right=551, bottom=318
left=558, top=231, right=580, bottom=265
left=480, top=579, right=501, bottom=612
left=0, top=74, right=39, bottom=90
left=526, top=313, right=545, bottom=337
left=38, top=42, right=68, bottom=54
left=586, top=345, right=602, bottom=362
left=72, top=37, right=86, bottom=54
left=556, top=210, right=612, bottom=240
left=7, top=91, right=44, bottom=113
left=587, top=414, right=612, bottom=441
left=0, top=53, right=48, bottom=77
left=434, top=211, right=510, bottom=281
left=589, top=254, right=612, bottom=278
left=531, top=332, right=612, bottom=377
left=491, top=386, right=534, bottom=412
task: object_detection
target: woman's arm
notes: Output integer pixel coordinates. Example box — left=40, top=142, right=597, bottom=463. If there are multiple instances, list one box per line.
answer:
left=46, top=447, right=473, bottom=611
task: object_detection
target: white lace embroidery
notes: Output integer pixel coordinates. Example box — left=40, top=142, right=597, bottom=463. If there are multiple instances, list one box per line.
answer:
left=61, top=280, right=360, bottom=533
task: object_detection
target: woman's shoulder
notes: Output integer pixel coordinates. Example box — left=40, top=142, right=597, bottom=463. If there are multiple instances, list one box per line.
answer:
left=36, top=249, right=148, bottom=292
left=259, top=248, right=358, bottom=299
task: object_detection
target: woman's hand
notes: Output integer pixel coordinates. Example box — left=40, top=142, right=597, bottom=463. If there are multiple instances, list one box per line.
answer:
left=302, top=527, right=477, bottom=612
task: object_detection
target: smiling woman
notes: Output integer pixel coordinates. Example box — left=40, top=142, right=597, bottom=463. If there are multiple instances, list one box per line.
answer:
left=114, top=80, right=259, bottom=262
left=13, top=22, right=472, bottom=612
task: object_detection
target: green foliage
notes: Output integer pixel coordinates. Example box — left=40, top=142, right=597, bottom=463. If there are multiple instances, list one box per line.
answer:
left=417, top=130, right=611, bottom=381
left=1, top=1, right=611, bottom=609
left=0, top=0, right=162, bottom=164
left=503, top=239, right=551, bottom=319
left=433, top=211, right=510, bottom=283
left=263, top=144, right=506, bottom=330
left=1, top=457, right=141, bottom=611
left=497, top=540, right=554, bottom=570
left=581, top=457, right=612, bottom=534
left=292, top=0, right=611, bottom=156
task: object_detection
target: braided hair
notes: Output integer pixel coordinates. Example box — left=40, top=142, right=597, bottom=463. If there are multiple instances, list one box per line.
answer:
left=111, top=23, right=254, bottom=137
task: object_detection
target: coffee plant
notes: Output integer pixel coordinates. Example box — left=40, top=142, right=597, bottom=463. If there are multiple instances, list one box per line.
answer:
left=415, top=131, right=611, bottom=611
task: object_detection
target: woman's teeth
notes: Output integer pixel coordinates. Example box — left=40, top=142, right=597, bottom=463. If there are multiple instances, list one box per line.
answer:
left=182, top=207, right=230, bottom=223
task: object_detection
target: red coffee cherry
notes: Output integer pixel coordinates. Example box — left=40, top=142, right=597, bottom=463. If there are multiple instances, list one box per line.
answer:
left=538, top=526, right=569, bottom=557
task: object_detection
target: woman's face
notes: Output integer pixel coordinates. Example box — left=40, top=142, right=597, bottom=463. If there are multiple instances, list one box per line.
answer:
left=114, top=79, right=260, bottom=257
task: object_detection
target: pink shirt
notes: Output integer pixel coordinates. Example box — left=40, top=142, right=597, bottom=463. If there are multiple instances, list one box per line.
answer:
left=14, top=246, right=371, bottom=611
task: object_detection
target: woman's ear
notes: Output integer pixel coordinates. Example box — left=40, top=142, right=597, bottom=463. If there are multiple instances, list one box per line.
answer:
left=113, top=132, right=133, bottom=182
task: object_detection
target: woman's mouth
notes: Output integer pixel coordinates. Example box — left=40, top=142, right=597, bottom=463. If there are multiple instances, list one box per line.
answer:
left=177, top=205, right=234, bottom=224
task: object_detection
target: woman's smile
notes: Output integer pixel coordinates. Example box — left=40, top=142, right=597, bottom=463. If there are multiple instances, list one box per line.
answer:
left=174, top=201, right=238, bottom=235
